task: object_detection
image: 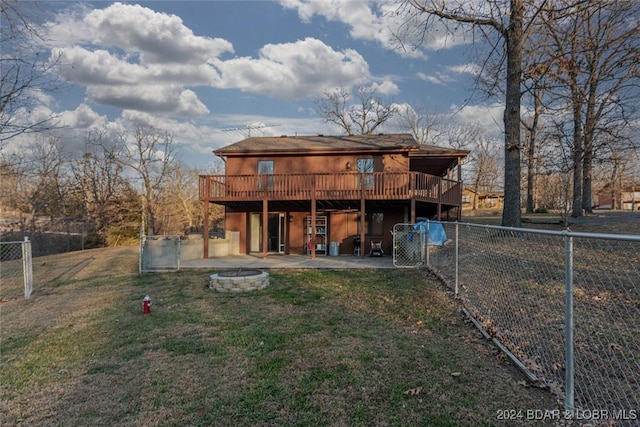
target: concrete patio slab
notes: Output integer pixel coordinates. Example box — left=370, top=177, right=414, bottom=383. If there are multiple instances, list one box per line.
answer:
left=180, top=253, right=398, bottom=270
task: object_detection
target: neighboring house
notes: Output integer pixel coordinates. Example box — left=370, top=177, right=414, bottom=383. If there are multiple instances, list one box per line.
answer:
left=478, top=191, right=504, bottom=209
left=462, top=187, right=504, bottom=210
left=199, top=134, right=469, bottom=258
left=597, top=183, right=640, bottom=210
left=461, top=187, right=477, bottom=210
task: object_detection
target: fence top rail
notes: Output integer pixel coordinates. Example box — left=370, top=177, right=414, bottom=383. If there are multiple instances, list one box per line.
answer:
left=455, top=221, right=640, bottom=242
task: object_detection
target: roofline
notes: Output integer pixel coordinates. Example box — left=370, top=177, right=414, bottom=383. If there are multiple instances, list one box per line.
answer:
left=213, top=147, right=412, bottom=157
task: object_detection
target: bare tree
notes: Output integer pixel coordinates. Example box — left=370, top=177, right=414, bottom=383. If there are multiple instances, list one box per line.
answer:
left=397, top=0, right=540, bottom=227
left=154, top=162, right=201, bottom=235
left=71, top=130, right=130, bottom=243
left=106, top=126, right=175, bottom=235
left=316, top=86, right=396, bottom=135
left=443, top=122, right=501, bottom=209
left=394, top=103, right=441, bottom=144
left=541, top=0, right=640, bottom=216
left=0, top=135, right=69, bottom=234
left=0, top=0, right=61, bottom=145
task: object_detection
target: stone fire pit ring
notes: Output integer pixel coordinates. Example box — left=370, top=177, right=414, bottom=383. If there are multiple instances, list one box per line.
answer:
left=209, top=269, right=269, bottom=293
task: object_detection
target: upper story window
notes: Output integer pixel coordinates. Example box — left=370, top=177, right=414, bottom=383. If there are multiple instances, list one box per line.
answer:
left=356, top=158, right=374, bottom=189
left=257, top=160, right=274, bottom=190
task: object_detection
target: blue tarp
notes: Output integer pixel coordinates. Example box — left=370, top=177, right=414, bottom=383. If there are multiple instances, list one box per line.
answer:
left=413, top=221, right=447, bottom=246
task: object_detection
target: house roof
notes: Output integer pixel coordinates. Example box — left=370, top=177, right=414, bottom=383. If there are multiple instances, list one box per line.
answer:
left=597, top=182, right=639, bottom=193
left=214, top=133, right=468, bottom=157
left=214, top=133, right=469, bottom=176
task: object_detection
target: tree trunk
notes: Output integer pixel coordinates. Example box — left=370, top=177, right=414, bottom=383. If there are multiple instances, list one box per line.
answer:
left=582, top=147, right=593, bottom=214
left=525, top=86, right=541, bottom=214
left=581, top=79, right=598, bottom=215
left=526, top=139, right=535, bottom=213
left=571, top=89, right=583, bottom=218
left=571, top=141, right=583, bottom=218
left=502, top=0, right=524, bottom=227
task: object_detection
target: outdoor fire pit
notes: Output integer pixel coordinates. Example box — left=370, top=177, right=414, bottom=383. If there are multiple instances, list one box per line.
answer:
left=209, top=269, right=269, bottom=292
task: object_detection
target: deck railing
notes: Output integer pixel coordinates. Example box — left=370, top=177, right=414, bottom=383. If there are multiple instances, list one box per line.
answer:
left=199, top=172, right=461, bottom=206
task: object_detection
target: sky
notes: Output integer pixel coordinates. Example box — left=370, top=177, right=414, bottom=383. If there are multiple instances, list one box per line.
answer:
left=21, top=0, right=505, bottom=169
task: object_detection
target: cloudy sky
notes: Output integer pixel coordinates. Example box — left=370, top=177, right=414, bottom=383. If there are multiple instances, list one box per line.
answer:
left=26, top=0, right=504, bottom=168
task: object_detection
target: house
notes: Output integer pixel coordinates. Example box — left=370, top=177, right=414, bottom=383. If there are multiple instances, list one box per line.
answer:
left=461, top=188, right=477, bottom=210
left=597, top=183, right=640, bottom=210
left=462, top=187, right=504, bottom=210
left=199, top=134, right=469, bottom=258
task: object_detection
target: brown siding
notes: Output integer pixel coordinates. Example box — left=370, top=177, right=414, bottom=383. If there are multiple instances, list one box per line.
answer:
left=383, top=154, right=408, bottom=172
left=288, top=212, right=306, bottom=255
left=225, top=153, right=407, bottom=175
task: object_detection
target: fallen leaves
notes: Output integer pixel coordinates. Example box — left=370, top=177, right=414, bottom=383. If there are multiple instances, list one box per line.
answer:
left=609, top=342, right=622, bottom=351
left=404, top=387, right=422, bottom=396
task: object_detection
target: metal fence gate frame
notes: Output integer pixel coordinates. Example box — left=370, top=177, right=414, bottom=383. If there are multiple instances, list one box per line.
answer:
left=0, top=237, right=33, bottom=299
left=139, top=233, right=181, bottom=273
left=391, top=221, right=449, bottom=268
left=391, top=223, right=426, bottom=268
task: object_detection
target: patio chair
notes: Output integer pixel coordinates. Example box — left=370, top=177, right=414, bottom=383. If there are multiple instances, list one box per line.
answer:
left=369, top=240, right=384, bottom=257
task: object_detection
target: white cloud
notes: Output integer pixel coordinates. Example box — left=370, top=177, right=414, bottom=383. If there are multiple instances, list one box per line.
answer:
left=278, top=0, right=470, bottom=56
left=279, top=0, right=409, bottom=54
left=55, top=46, right=221, bottom=86
left=447, top=63, right=481, bottom=77
left=417, top=71, right=455, bottom=85
left=47, top=2, right=234, bottom=63
left=449, top=103, right=504, bottom=135
left=45, top=3, right=228, bottom=117
left=369, top=80, right=399, bottom=95
left=46, top=3, right=373, bottom=116
left=87, top=85, right=209, bottom=116
left=211, top=38, right=370, bottom=99
left=58, top=104, right=108, bottom=130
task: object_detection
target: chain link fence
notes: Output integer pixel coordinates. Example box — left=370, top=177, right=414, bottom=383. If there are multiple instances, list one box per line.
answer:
left=392, top=222, right=449, bottom=268
left=0, top=238, right=33, bottom=300
left=392, top=223, right=426, bottom=267
left=424, top=221, right=639, bottom=423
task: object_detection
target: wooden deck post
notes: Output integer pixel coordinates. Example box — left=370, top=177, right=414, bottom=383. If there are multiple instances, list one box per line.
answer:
left=457, top=158, right=463, bottom=221
left=262, top=198, right=268, bottom=259
left=437, top=179, right=442, bottom=220
left=203, top=201, right=209, bottom=259
left=410, top=173, right=416, bottom=223
left=203, top=177, right=210, bottom=259
left=360, top=173, right=366, bottom=258
left=311, top=176, right=317, bottom=259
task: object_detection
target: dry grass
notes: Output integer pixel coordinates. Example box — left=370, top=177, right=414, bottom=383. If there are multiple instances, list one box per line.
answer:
left=430, top=212, right=640, bottom=417
left=0, top=246, right=559, bottom=426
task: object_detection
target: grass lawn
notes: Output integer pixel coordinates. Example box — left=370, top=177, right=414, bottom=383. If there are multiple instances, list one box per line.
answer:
left=1, top=247, right=559, bottom=426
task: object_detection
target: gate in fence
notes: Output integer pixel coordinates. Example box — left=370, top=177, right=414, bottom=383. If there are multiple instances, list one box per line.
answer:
left=392, top=221, right=449, bottom=268
left=0, top=238, right=33, bottom=299
left=139, top=234, right=181, bottom=273
left=392, top=223, right=425, bottom=267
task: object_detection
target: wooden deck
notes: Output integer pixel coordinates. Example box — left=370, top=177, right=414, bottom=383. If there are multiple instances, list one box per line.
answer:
left=199, top=172, right=461, bottom=207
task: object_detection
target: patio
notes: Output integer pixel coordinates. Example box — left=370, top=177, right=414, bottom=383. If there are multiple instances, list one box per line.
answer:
left=180, top=253, right=397, bottom=270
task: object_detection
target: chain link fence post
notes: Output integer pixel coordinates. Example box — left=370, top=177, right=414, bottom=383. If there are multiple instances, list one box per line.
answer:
left=22, top=237, right=33, bottom=299
left=564, top=232, right=574, bottom=412
left=0, top=239, right=33, bottom=300
left=454, top=222, right=459, bottom=298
